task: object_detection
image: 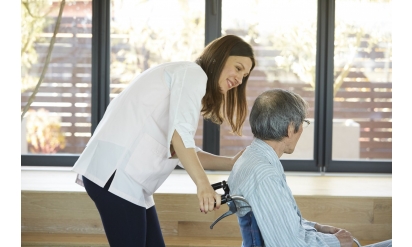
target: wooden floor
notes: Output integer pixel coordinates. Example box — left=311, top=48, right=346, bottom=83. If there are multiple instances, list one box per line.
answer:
left=21, top=232, right=383, bottom=247
left=21, top=167, right=392, bottom=247
left=21, top=233, right=243, bottom=247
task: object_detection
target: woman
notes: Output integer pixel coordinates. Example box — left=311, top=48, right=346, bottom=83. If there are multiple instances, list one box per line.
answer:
left=72, top=34, right=256, bottom=246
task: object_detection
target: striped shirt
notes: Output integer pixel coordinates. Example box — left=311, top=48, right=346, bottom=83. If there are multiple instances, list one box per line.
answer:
left=227, top=138, right=340, bottom=247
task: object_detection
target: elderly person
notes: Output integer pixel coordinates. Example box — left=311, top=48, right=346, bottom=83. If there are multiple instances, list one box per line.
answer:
left=227, top=89, right=392, bottom=247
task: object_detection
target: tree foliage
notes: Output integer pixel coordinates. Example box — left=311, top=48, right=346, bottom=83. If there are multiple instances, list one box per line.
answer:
left=110, top=0, right=205, bottom=94
left=21, top=0, right=54, bottom=93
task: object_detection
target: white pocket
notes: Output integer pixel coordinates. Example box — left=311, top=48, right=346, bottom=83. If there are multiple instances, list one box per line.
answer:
left=125, top=133, right=177, bottom=194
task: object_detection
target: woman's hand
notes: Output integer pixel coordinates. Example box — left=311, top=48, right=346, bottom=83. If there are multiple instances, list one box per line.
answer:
left=231, top=148, right=246, bottom=167
left=197, top=181, right=221, bottom=213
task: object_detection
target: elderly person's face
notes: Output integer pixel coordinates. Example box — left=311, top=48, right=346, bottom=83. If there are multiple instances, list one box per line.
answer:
left=283, top=121, right=305, bottom=154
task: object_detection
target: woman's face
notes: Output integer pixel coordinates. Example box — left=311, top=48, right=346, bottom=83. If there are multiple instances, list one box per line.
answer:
left=218, top=56, right=253, bottom=94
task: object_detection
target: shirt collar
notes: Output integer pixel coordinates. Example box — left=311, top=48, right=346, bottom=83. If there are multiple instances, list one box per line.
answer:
left=251, top=138, right=286, bottom=179
left=251, top=138, right=279, bottom=161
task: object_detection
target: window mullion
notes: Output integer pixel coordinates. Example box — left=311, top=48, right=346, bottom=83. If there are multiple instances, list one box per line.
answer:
left=202, top=0, right=222, bottom=155
left=91, top=0, right=111, bottom=134
left=314, top=0, right=335, bottom=170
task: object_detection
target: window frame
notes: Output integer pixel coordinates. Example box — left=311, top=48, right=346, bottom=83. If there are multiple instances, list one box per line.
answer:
left=21, top=0, right=392, bottom=174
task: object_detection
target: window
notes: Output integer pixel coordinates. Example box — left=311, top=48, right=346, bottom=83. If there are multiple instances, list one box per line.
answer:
left=21, top=0, right=92, bottom=165
left=21, top=0, right=391, bottom=173
left=221, top=0, right=317, bottom=160
left=333, top=0, right=392, bottom=161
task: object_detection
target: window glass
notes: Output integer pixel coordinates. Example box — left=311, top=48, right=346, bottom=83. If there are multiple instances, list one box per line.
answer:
left=222, top=0, right=317, bottom=159
left=110, top=0, right=205, bottom=148
left=333, top=0, right=392, bottom=160
left=21, top=0, right=92, bottom=154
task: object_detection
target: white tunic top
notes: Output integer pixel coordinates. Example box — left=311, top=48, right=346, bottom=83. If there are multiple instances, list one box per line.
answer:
left=72, top=61, right=207, bottom=208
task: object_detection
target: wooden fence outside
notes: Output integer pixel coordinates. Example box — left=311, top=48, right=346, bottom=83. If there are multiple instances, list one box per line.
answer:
left=21, top=16, right=392, bottom=160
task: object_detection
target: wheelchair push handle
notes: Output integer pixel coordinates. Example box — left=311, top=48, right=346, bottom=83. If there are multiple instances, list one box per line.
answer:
left=211, top=180, right=230, bottom=196
left=210, top=180, right=253, bottom=229
left=213, top=194, right=229, bottom=208
left=211, top=180, right=231, bottom=207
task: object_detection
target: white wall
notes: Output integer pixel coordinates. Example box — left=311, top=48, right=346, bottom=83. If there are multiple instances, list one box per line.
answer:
left=282, top=119, right=360, bottom=160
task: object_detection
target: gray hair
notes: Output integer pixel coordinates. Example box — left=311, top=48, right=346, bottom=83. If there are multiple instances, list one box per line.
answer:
left=249, top=89, right=308, bottom=141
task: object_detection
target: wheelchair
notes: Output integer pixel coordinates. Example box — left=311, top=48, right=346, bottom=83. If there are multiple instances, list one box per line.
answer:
left=210, top=180, right=362, bottom=247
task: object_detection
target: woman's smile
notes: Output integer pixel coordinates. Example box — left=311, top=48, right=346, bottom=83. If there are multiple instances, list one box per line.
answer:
left=219, top=56, right=253, bottom=94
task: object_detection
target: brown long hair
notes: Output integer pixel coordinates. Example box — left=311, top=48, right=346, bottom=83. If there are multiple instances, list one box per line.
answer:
left=195, top=35, right=255, bottom=136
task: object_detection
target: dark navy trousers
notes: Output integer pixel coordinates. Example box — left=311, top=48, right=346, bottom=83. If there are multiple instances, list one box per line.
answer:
left=82, top=173, right=165, bottom=247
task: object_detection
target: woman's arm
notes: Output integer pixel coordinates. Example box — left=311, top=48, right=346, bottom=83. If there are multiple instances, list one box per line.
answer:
left=171, top=130, right=221, bottom=213
left=196, top=148, right=245, bottom=171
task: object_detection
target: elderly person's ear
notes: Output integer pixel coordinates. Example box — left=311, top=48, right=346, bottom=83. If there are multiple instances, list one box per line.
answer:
left=287, top=123, right=294, bottom=137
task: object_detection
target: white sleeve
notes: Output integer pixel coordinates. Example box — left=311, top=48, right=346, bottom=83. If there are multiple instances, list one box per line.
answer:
left=166, top=64, right=207, bottom=158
